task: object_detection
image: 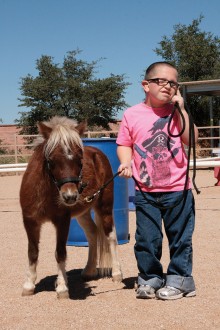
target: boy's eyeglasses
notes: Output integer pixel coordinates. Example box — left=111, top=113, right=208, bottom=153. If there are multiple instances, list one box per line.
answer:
left=147, top=78, right=179, bottom=89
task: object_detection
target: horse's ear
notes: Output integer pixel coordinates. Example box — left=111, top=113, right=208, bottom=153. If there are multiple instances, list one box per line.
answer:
left=76, top=121, right=87, bottom=136
left=37, top=121, right=52, bottom=139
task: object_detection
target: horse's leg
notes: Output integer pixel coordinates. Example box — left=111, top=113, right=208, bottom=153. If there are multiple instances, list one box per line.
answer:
left=54, top=216, right=70, bottom=299
left=95, top=207, right=123, bottom=283
left=76, top=211, right=98, bottom=280
left=22, top=219, right=41, bottom=296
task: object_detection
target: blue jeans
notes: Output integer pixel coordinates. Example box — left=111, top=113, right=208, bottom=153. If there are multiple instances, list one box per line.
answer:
left=134, top=189, right=196, bottom=292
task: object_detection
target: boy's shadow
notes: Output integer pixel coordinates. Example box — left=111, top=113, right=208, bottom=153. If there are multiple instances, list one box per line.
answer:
left=34, top=269, right=137, bottom=300
left=122, top=277, right=137, bottom=289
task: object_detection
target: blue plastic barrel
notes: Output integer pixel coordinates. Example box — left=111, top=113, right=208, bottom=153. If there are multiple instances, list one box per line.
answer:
left=128, top=178, right=136, bottom=211
left=67, top=138, right=129, bottom=246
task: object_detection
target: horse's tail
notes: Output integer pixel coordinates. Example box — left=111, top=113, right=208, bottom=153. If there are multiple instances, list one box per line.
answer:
left=95, top=212, right=122, bottom=282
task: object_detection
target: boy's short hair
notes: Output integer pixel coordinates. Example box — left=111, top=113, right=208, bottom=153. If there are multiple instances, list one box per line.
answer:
left=144, top=61, right=177, bottom=80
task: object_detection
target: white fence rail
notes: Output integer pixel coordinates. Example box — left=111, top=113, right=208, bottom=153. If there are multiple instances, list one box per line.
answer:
left=0, top=126, right=220, bottom=174
left=1, top=159, right=220, bottom=174
left=0, top=163, right=27, bottom=173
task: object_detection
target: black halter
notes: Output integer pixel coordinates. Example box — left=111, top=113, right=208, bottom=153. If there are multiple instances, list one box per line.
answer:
left=46, top=159, right=87, bottom=193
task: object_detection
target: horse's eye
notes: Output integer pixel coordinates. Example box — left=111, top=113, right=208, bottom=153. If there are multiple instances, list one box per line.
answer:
left=47, top=159, right=55, bottom=170
left=78, top=159, right=83, bottom=169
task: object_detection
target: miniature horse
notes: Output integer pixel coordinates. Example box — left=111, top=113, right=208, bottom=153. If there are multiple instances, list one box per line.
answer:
left=20, top=116, right=122, bottom=298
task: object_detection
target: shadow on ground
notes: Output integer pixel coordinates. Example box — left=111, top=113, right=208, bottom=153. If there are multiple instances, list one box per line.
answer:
left=34, top=270, right=137, bottom=300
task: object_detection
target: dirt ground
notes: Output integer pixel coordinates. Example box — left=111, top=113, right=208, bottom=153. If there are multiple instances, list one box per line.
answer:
left=0, top=169, right=220, bottom=330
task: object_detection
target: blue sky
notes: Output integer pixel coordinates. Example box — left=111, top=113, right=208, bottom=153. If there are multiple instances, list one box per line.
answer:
left=1, top=0, right=220, bottom=124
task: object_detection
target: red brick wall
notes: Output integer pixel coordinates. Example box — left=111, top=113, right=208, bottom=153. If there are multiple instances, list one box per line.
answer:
left=0, top=122, right=121, bottom=147
left=0, top=125, right=24, bottom=146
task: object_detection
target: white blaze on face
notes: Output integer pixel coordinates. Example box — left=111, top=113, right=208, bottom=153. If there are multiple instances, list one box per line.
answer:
left=63, top=145, right=74, bottom=160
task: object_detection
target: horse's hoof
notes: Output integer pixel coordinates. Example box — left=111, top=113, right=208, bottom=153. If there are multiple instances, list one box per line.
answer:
left=81, top=268, right=98, bottom=281
left=22, top=288, right=35, bottom=296
left=112, top=273, right=123, bottom=283
left=81, top=273, right=98, bottom=281
left=57, top=290, right=69, bottom=299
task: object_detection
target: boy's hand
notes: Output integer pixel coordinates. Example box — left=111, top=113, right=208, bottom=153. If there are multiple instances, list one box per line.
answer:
left=118, top=163, right=132, bottom=178
left=171, top=89, right=185, bottom=110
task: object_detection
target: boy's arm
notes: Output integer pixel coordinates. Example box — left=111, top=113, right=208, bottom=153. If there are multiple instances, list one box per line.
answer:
left=117, top=145, right=133, bottom=178
left=177, top=110, right=199, bottom=146
left=172, top=89, right=199, bottom=146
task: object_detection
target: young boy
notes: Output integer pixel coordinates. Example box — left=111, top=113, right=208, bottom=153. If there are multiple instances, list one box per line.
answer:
left=116, top=62, right=198, bottom=300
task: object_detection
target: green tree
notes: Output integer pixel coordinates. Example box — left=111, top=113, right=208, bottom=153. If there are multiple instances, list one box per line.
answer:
left=16, top=50, right=129, bottom=134
left=154, top=15, right=220, bottom=126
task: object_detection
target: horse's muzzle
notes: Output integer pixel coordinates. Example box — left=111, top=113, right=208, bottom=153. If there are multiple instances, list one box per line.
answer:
left=60, top=189, right=79, bottom=205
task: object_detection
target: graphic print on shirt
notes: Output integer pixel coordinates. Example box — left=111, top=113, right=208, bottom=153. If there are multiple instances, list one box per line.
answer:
left=134, top=116, right=180, bottom=188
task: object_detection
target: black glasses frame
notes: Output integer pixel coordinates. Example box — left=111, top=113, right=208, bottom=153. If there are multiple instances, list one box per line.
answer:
left=147, top=78, right=179, bottom=89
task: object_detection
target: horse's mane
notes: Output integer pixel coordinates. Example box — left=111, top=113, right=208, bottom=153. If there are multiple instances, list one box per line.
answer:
left=37, top=116, right=84, bottom=158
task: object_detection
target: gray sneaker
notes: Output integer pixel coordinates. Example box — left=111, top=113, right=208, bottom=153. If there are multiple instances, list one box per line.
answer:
left=136, top=285, right=156, bottom=299
left=156, top=286, right=196, bottom=300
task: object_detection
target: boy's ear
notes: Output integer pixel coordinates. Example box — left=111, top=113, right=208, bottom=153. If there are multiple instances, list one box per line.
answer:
left=142, top=80, right=150, bottom=93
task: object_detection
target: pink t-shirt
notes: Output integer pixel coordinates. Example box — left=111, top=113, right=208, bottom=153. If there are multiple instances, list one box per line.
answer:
left=116, top=102, right=191, bottom=192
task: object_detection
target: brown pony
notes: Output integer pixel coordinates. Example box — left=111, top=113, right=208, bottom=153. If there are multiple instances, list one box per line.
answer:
left=20, top=116, right=122, bottom=298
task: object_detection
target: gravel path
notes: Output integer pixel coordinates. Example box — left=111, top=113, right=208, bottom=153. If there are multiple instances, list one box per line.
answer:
left=0, top=169, right=220, bottom=330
